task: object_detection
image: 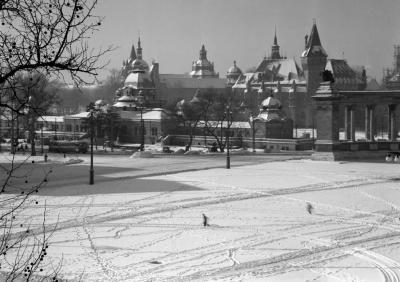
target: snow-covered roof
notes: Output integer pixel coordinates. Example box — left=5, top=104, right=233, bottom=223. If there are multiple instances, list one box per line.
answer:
left=255, top=58, right=304, bottom=82
left=65, top=112, right=90, bottom=119
left=117, top=108, right=171, bottom=121
left=159, top=74, right=226, bottom=89
left=38, top=116, right=64, bottom=123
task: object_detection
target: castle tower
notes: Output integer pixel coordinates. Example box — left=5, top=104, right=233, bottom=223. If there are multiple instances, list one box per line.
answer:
left=137, top=37, right=143, bottom=60
left=129, top=44, right=137, bottom=64
left=301, top=20, right=328, bottom=95
left=190, top=44, right=219, bottom=78
left=270, top=27, right=282, bottom=60
left=394, top=45, right=400, bottom=73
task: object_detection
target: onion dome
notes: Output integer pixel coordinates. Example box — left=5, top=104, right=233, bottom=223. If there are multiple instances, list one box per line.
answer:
left=131, top=58, right=149, bottom=73
left=94, top=99, right=107, bottom=110
left=130, top=37, right=149, bottom=73
left=227, top=61, right=242, bottom=79
left=190, top=45, right=218, bottom=78
left=261, top=95, right=282, bottom=110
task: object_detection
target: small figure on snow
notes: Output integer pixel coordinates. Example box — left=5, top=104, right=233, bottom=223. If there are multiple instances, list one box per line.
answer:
left=202, top=213, right=209, bottom=227
left=306, top=202, right=314, bottom=215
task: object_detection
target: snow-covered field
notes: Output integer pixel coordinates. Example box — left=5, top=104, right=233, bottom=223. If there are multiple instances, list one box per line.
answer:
left=11, top=158, right=400, bottom=281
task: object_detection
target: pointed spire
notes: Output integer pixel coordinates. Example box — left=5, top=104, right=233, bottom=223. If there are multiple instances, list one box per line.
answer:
left=137, top=37, right=143, bottom=60
left=307, top=21, right=322, bottom=49
left=129, top=44, right=136, bottom=61
left=270, top=26, right=281, bottom=59
left=302, top=20, right=327, bottom=57
left=200, top=44, right=207, bottom=60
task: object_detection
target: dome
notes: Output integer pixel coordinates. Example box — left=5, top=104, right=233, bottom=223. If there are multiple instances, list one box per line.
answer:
left=227, top=61, right=242, bottom=78
left=261, top=95, right=281, bottom=110
left=95, top=99, right=106, bottom=106
left=118, top=95, right=135, bottom=102
left=131, top=58, right=149, bottom=73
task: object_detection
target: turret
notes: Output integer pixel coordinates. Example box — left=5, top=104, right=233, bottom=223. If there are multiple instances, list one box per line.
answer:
left=301, top=20, right=328, bottom=94
left=137, top=37, right=143, bottom=60
left=199, top=44, right=207, bottom=60
left=271, top=27, right=282, bottom=60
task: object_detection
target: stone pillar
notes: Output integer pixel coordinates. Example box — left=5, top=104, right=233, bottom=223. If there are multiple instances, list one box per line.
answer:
left=388, top=104, right=397, bottom=141
left=365, top=105, right=370, bottom=140
left=312, top=82, right=342, bottom=152
left=369, top=106, right=375, bottom=142
left=350, top=106, right=356, bottom=142
left=344, top=106, right=351, bottom=141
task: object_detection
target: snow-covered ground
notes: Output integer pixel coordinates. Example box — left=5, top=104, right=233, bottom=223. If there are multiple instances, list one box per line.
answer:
left=8, top=157, right=400, bottom=281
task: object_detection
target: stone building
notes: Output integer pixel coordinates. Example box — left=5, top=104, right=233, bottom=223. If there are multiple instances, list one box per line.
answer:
left=383, top=45, right=400, bottom=90
left=233, top=21, right=367, bottom=128
left=190, top=45, right=219, bottom=78
left=253, top=95, right=293, bottom=139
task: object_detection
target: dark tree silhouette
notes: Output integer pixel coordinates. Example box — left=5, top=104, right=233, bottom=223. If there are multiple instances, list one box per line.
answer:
left=0, top=0, right=111, bottom=280
left=0, top=0, right=113, bottom=113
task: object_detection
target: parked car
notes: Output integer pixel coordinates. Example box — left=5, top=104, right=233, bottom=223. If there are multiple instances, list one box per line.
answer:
left=49, top=140, right=88, bottom=154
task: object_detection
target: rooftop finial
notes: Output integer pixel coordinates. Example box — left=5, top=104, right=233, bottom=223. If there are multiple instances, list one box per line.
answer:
left=313, top=18, right=316, bottom=25
left=274, top=25, right=277, bottom=45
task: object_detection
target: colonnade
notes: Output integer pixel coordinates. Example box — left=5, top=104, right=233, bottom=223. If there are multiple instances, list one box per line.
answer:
left=343, top=104, right=397, bottom=142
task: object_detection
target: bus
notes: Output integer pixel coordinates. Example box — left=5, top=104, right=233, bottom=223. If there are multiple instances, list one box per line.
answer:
left=48, top=140, right=88, bottom=153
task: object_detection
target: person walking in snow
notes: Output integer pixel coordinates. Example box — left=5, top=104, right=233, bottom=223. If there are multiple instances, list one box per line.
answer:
left=202, top=213, right=209, bottom=227
left=306, top=202, right=314, bottom=214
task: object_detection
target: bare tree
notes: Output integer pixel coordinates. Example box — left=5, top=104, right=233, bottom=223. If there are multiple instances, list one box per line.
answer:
left=0, top=0, right=113, bottom=113
left=0, top=156, right=62, bottom=281
left=198, top=89, right=242, bottom=152
left=0, top=0, right=111, bottom=279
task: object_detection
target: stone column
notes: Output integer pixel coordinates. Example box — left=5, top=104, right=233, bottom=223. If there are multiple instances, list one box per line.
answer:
left=365, top=105, right=370, bottom=140
left=369, top=105, right=375, bottom=142
left=344, top=105, right=351, bottom=141
left=388, top=104, right=397, bottom=141
left=350, top=106, right=356, bottom=142
left=312, top=82, right=342, bottom=152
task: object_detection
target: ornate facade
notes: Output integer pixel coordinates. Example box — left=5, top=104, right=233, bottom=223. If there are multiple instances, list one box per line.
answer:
left=190, top=45, right=219, bottom=78
left=233, top=22, right=367, bottom=128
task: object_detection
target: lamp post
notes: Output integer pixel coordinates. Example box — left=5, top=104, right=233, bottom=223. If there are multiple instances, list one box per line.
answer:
left=137, top=93, right=145, bottom=152
left=89, top=109, right=96, bottom=185
left=26, top=96, right=36, bottom=156
left=41, top=126, right=43, bottom=154
left=225, top=105, right=232, bottom=169
left=250, top=116, right=256, bottom=153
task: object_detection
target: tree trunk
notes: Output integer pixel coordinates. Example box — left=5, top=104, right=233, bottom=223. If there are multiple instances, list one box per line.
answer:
left=30, top=115, right=36, bottom=156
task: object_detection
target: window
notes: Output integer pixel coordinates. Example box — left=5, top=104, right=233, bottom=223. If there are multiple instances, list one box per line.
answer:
left=65, top=124, right=72, bottom=132
left=151, top=127, right=158, bottom=136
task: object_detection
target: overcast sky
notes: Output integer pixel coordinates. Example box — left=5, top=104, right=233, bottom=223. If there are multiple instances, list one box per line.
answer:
left=92, top=0, right=400, bottom=81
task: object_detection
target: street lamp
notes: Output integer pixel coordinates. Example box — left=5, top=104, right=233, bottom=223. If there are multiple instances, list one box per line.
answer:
left=136, top=92, right=145, bottom=152
left=250, top=115, right=256, bottom=153
left=26, top=96, right=36, bottom=156
left=41, top=125, right=43, bottom=154
left=225, top=105, right=232, bottom=169
left=88, top=108, right=98, bottom=185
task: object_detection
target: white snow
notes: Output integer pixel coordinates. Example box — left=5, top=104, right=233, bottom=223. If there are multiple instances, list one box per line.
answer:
left=4, top=157, right=400, bottom=281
